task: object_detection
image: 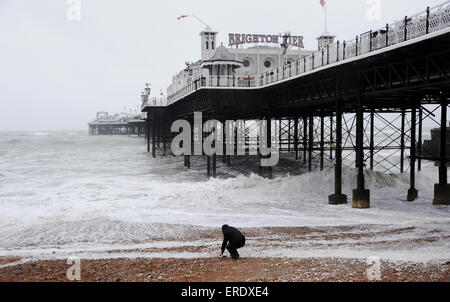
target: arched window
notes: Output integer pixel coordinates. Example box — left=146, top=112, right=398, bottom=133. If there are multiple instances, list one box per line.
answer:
left=206, top=41, right=209, bottom=49
left=212, top=41, right=215, bottom=50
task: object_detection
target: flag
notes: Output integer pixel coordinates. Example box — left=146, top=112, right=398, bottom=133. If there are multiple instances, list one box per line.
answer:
left=320, top=0, right=326, bottom=8
left=177, top=15, right=189, bottom=20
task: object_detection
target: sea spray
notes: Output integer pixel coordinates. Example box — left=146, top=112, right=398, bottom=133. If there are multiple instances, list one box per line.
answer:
left=0, top=131, right=448, bottom=259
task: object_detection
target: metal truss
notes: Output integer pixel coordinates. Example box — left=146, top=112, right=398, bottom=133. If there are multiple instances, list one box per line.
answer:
left=341, top=110, right=414, bottom=174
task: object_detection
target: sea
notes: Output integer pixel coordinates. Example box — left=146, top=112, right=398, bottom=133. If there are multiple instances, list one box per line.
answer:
left=0, top=131, right=448, bottom=262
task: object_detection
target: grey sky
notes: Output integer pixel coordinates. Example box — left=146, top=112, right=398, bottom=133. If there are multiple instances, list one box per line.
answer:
left=0, top=0, right=445, bottom=131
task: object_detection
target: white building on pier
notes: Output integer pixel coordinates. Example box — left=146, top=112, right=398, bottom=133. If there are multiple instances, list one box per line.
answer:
left=167, top=27, right=335, bottom=98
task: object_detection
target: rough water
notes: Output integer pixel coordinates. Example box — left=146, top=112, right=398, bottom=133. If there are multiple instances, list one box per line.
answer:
left=0, top=131, right=448, bottom=262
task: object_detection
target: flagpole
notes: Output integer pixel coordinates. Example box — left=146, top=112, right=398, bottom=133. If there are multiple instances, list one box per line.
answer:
left=181, top=15, right=211, bottom=28
left=324, top=4, right=328, bottom=33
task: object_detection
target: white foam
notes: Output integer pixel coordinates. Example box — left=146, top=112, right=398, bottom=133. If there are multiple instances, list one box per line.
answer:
left=0, top=132, right=448, bottom=262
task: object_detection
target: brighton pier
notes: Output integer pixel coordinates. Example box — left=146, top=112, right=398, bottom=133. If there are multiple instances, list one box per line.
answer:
left=141, top=3, right=450, bottom=207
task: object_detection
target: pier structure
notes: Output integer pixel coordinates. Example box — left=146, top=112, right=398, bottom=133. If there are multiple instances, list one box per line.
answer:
left=88, top=111, right=146, bottom=136
left=142, top=3, right=450, bottom=207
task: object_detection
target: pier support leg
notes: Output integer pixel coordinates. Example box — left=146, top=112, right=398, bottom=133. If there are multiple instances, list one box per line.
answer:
left=222, top=121, right=227, bottom=164
left=227, top=121, right=232, bottom=167
left=369, top=109, right=375, bottom=170
left=330, top=115, right=334, bottom=160
left=352, top=103, right=370, bottom=209
left=294, top=118, right=299, bottom=160
left=151, top=113, right=156, bottom=158
left=212, top=154, right=217, bottom=178
left=303, top=116, right=307, bottom=164
left=187, top=121, right=192, bottom=169
left=207, top=156, right=211, bottom=178
left=146, top=117, right=151, bottom=153
left=204, top=116, right=211, bottom=178
left=320, top=115, right=324, bottom=171
left=433, top=97, right=449, bottom=205
left=400, top=108, right=406, bottom=173
left=226, top=120, right=232, bottom=166
left=308, top=115, right=313, bottom=172
left=162, top=119, right=167, bottom=156
left=407, top=105, right=418, bottom=201
left=329, top=102, right=347, bottom=205
left=234, top=126, right=238, bottom=158
left=418, top=107, right=423, bottom=171
left=258, top=121, right=263, bottom=177
left=258, top=151, right=263, bottom=177
left=268, top=117, right=273, bottom=179
left=244, top=120, right=249, bottom=157
left=288, top=119, right=291, bottom=153
left=278, top=119, right=282, bottom=154
left=157, top=118, right=161, bottom=150
left=212, top=121, right=217, bottom=179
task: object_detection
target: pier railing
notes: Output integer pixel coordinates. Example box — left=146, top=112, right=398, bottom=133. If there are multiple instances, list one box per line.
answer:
left=164, top=2, right=450, bottom=106
left=141, top=97, right=167, bottom=110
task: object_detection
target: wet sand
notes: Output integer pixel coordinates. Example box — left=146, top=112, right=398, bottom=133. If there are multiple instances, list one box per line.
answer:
left=0, top=257, right=448, bottom=282
left=0, top=226, right=449, bottom=282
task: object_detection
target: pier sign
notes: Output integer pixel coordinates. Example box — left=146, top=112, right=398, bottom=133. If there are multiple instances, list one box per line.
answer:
left=228, top=33, right=304, bottom=48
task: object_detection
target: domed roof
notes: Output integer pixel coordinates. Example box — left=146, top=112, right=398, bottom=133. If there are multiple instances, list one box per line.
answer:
left=201, top=45, right=243, bottom=68
left=210, top=45, right=233, bottom=61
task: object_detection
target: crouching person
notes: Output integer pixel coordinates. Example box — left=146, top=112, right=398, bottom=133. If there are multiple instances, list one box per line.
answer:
left=220, top=224, right=245, bottom=259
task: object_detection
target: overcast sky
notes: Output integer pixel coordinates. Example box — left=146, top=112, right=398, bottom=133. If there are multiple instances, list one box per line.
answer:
left=0, top=0, right=445, bottom=131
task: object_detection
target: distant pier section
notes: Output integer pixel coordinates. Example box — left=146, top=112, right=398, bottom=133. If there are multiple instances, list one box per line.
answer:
left=88, top=111, right=146, bottom=136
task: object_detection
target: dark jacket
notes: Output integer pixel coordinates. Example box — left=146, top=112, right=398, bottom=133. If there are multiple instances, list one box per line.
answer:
left=221, top=225, right=245, bottom=254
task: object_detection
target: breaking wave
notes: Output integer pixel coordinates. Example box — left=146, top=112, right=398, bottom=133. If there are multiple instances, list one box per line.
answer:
left=0, top=131, right=447, bottom=257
